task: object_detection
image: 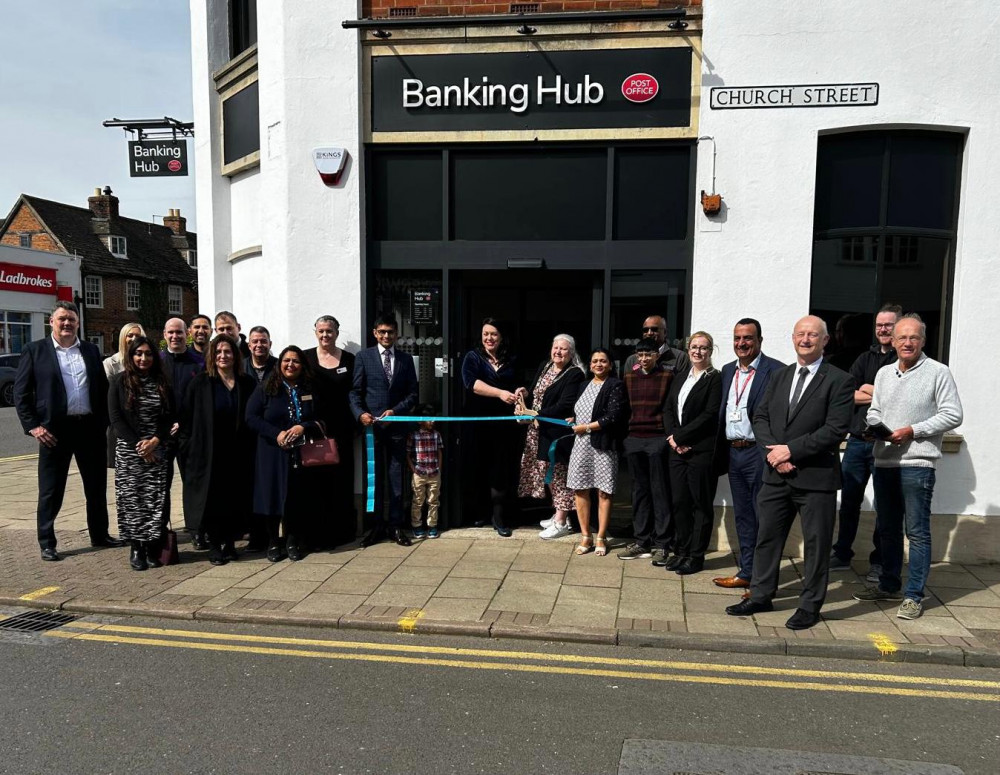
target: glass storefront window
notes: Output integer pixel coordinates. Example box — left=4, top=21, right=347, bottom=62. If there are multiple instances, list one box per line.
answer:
left=609, top=270, right=686, bottom=370
left=0, top=311, right=32, bottom=354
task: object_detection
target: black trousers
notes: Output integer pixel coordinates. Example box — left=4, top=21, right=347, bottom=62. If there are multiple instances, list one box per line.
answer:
left=667, top=451, right=717, bottom=560
left=36, top=415, right=109, bottom=549
left=750, top=481, right=836, bottom=614
left=624, top=435, right=673, bottom=551
left=372, top=426, right=406, bottom=528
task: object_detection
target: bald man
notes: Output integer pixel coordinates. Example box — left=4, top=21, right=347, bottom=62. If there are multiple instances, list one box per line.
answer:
left=725, top=315, right=853, bottom=630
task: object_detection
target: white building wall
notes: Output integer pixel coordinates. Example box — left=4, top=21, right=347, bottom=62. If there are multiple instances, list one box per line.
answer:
left=696, top=1, right=1000, bottom=556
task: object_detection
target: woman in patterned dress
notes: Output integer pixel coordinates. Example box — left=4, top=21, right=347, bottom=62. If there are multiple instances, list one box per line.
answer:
left=517, top=334, right=585, bottom=538
left=567, top=348, right=630, bottom=556
left=108, top=336, right=174, bottom=571
left=102, top=321, right=145, bottom=468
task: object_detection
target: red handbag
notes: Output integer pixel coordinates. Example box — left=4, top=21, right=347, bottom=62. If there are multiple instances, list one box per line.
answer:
left=300, top=432, right=340, bottom=467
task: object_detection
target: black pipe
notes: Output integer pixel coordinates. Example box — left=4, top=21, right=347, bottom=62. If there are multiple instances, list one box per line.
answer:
left=342, top=8, right=687, bottom=31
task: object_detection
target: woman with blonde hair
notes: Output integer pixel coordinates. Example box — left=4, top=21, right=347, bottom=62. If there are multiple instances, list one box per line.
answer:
left=103, top=322, right=145, bottom=467
left=660, top=331, right=723, bottom=575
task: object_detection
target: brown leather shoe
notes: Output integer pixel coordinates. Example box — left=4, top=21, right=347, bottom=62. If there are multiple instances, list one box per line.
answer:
left=713, top=575, right=750, bottom=588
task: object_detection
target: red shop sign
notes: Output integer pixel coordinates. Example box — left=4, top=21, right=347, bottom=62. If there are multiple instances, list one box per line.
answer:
left=0, top=261, right=58, bottom=295
left=621, top=73, right=659, bottom=103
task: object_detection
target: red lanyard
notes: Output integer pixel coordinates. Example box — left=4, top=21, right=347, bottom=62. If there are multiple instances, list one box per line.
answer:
left=732, top=367, right=755, bottom=406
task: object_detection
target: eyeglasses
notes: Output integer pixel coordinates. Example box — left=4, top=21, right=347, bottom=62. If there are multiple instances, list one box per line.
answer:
left=689, top=346, right=711, bottom=352
left=875, top=324, right=895, bottom=330
left=375, top=329, right=396, bottom=336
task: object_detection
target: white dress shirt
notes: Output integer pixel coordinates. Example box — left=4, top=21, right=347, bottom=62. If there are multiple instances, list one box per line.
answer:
left=53, top=336, right=91, bottom=416
left=788, top=357, right=823, bottom=405
left=677, top=368, right=705, bottom=424
left=725, top=353, right=761, bottom=440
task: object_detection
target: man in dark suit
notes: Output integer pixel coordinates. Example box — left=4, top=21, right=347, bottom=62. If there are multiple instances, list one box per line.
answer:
left=725, top=315, right=853, bottom=630
left=14, top=301, right=123, bottom=560
left=349, top=313, right=419, bottom=547
left=713, top=318, right=784, bottom=589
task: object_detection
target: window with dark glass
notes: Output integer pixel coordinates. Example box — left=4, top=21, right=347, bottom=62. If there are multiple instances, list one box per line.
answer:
left=222, top=81, right=260, bottom=165
left=229, top=0, right=257, bottom=59
left=810, top=130, right=963, bottom=361
left=370, top=152, right=443, bottom=241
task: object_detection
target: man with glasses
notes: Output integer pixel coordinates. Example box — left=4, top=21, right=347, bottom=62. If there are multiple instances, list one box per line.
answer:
left=350, top=313, right=420, bottom=547
left=853, top=314, right=962, bottom=619
left=623, top=315, right=689, bottom=374
left=830, top=304, right=901, bottom=580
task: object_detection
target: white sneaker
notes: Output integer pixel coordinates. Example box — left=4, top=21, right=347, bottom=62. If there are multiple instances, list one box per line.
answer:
left=539, top=522, right=571, bottom=540
left=539, top=517, right=555, bottom=529
left=897, top=598, right=923, bottom=620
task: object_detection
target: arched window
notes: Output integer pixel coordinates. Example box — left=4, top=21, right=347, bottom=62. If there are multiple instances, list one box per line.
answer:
left=810, top=130, right=963, bottom=362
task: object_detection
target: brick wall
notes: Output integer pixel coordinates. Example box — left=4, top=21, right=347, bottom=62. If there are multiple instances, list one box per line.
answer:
left=362, top=1, right=700, bottom=18
left=83, top=277, right=199, bottom=356
left=0, top=206, right=62, bottom=253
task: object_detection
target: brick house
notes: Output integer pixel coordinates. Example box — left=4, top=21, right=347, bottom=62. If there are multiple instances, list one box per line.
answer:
left=0, top=187, right=198, bottom=355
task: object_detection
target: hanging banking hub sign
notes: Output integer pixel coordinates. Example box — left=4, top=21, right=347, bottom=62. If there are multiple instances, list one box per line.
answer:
left=371, top=47, right=692, bottom=133
left=127, top=139, right=189, bottom=177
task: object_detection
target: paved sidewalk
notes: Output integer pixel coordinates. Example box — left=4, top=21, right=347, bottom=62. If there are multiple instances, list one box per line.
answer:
left=1, top=457, right=998, bottom=666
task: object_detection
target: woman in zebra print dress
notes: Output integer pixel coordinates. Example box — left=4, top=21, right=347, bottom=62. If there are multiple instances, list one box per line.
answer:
left=108, top=337, right=175, bottom=571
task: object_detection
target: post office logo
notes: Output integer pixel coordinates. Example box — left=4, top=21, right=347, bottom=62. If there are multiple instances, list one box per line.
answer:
left=621, top=73, right=658, bottom=103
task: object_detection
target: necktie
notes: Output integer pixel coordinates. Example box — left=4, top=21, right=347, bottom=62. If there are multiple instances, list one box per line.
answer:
left=383, top=348, right=392, bottom=382
left=789, top=366, right=809, bottom=412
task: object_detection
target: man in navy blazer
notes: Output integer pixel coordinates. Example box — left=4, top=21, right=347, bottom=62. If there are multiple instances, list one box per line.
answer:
left=725, top=315, right=853, bottom=630
left=350, top=313, right=419, bottom=547
left=713, top=319, right=784, bottom=589
left=14, top=301, right=122, bottom=560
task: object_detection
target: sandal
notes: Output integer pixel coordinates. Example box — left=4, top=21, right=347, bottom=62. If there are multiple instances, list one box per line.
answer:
left=574, top=536, right=594, bottom=555
left=594, top=537, right=608, bottom=557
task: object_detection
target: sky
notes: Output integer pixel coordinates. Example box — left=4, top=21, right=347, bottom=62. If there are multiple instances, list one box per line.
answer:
left=0, top=1, right=197, bottom=230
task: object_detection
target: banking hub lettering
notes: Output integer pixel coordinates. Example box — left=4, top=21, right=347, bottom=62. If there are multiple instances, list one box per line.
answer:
left=127, top=139, right=189, bottom=177
left=373, top=48, right=691, bottom=132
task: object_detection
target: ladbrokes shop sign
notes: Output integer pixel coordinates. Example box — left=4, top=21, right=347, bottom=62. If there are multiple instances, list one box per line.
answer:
left=371, top=48, right=692, bottom=133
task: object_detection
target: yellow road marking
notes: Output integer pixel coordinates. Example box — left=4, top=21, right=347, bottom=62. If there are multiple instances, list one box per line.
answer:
left=0, top=453, right=38, bottom=463
left=54, top=622, right=1000, bottom=690
left=19, top=586, right=60, bottom=601
left=397, top=608, right=424, bottom=633
left=43, top=630, right=998, bottom=702
left=869, top=633, right=900, bottom=655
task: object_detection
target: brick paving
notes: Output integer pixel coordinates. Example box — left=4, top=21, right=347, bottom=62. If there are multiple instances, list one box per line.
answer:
left=1, top=457, right=998, bottom=664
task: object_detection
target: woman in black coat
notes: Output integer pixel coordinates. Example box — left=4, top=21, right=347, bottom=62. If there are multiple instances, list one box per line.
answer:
left=179, top=334, right=257, bottom=565
left=517, top=334, right=586, bottom=539
left=302, top=315, right=357, bottom=549
left=246, top=346, right=324, bottom=562
left=566, top=348, right=630, bottom=556
left=662, top=331, right=723, bottom=575
left=108, top=337, right=175, bottom=571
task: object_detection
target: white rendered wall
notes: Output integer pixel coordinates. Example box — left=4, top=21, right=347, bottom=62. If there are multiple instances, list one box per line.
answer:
left=696, top=2, right=1000, bottom=546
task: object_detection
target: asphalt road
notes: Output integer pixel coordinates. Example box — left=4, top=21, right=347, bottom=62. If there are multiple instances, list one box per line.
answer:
left=0, top=406, right=37, bottom=459
left=0, top=613, right=996, bottom=775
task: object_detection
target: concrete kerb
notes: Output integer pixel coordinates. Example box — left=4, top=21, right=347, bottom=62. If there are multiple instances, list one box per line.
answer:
left=0, top=594, right=992, bottom=667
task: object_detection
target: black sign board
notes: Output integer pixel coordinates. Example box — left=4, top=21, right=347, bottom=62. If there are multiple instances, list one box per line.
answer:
left=127, top=139, right=188, bottom=177
left=372, top=47, right=692, bottom=133
left=410, top=289, right=440, bottom=325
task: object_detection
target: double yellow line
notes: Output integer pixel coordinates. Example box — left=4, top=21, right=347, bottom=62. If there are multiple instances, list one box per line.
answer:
left=46, top=622, right=1000, bottom=702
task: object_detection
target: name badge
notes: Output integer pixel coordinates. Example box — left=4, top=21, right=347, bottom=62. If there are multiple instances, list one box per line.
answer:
left=336, top=367, right=348, bottom=374
left=302, top=394, right=313, bottom=401
left=729, top=409, right=742, bottom=422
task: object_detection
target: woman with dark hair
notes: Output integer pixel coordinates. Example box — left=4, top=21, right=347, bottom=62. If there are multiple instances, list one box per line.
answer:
left=246, top=345, right=324, bottom=561
left=518, top=333, right=586, bottom=539
left=103, top=321, right=145, bottom=468
left=460, top=318, right=525, bottom=535
left=662, top=331, right=723, bottom=575
left=566, top=348, right=630, bottom=556
left=179, top=334, right=257, bottom=565
left=303, top=315, right=357, bottom=548
left=108, top=336, right=175, bottom=571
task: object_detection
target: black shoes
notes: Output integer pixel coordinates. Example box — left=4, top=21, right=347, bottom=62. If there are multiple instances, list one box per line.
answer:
left=266, top=544, right=285, bottom=563
left=222, top=542, right=239, bottom=562
left=392, top=528, right=412, bottom=547
left=286, top=544, right=304, bottom=561
left=40, top=548, right=61, bottom=562
left=653, top=554, right=683, bottom=570
left=785, top=608, right=820, bottom=630
left=191, top=532, right=209, bottom=551
left=674, top=559, right=704, bottom=575
left=725, top=598, right=774, bottom=617
left=145, top=542, right=163, bottom=568
left=129, top=541, right=147, bottom=571
left=91, top=534, right=125, bottom=548
left=360, top=526, right=385, bottom=548
left=208, top=544, right=226, bottom=566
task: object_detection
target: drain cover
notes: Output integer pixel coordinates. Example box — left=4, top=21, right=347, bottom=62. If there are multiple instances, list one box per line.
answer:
left=618, top=741, right=964, bottom=775
left=0, top=610, right=78, bottom=633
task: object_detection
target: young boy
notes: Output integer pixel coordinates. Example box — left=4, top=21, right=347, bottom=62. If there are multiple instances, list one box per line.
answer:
left=618, top=337, right=675, bottom=562
left=406, top=405, right=445, bottom=538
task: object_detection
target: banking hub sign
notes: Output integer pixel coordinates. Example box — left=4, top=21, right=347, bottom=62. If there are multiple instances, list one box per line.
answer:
left=127, top=139, right=188, bottom=177
left=372, top=47, right=691, bottom=132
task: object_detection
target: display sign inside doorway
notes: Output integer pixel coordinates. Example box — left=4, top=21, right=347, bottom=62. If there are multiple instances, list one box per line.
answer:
left=0, top=261, right=57, bottom=295
left=409, top=289, right=440, bottom=325
left=710, top=83, right=879, bottom=110
left=127, top=139, right=188, bottom=177
left=371, top=48, right=692, bottom=132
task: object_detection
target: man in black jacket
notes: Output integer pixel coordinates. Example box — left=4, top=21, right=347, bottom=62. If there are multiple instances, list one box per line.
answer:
left=14, top=301, right=122, bottom=560
left=725, top=315, right=853, bottom=630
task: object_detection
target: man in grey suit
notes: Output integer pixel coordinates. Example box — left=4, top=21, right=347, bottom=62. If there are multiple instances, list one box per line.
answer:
left=725, top=315, right=853, bottom=630
left=350, top=313, right=419, bottom=547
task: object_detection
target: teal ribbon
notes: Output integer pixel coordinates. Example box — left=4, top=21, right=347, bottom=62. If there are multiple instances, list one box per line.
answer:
left=364, top=414, right=572, bottom=513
